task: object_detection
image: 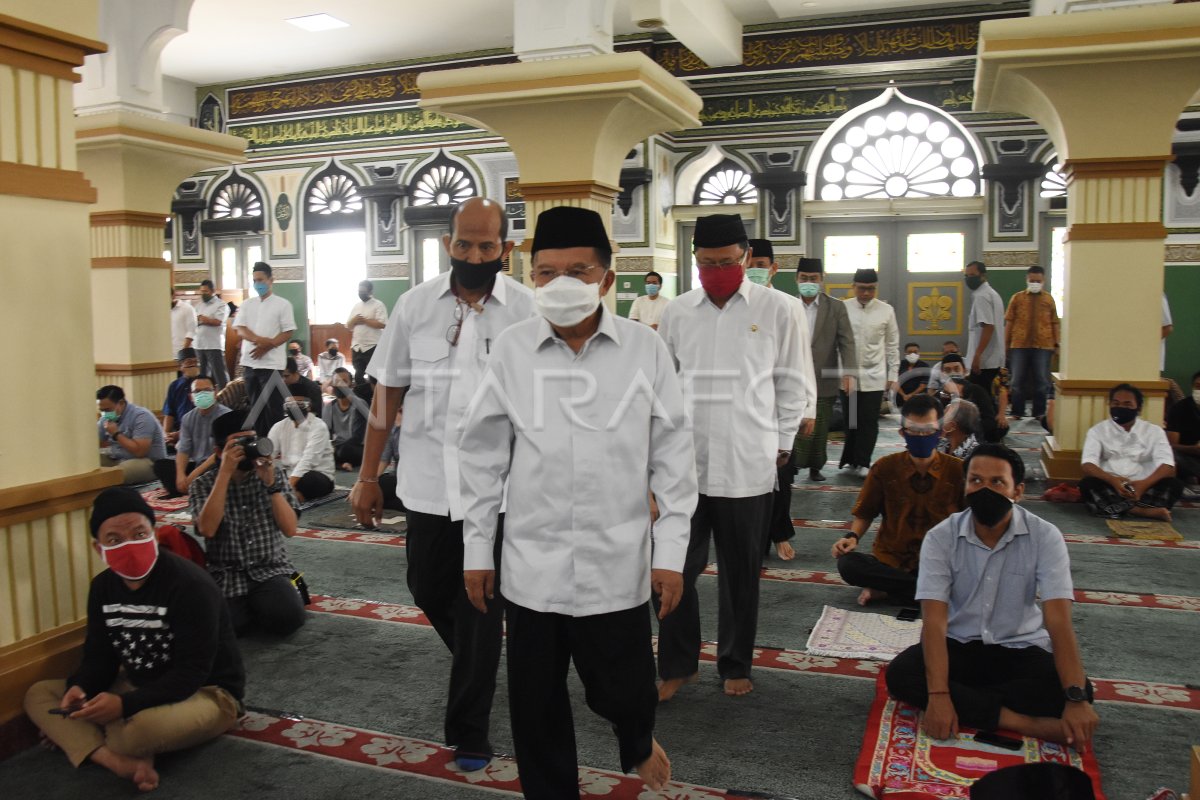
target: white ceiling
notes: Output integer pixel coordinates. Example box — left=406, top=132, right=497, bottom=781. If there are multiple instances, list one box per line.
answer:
left=159, top=0, right=999, bottom=86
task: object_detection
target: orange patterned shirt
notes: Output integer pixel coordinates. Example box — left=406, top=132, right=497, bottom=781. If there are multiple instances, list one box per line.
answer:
left=1004, top=290, right=1060, bottom=350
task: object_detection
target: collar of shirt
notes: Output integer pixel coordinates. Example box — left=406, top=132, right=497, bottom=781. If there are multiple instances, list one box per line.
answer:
left=535, top=305, right=620, bottom=351
left=802, top=293, right=821, bottom=308
left=437, top=270, right=510, bottom=306
left=956, top=502, right=1029, bottom=549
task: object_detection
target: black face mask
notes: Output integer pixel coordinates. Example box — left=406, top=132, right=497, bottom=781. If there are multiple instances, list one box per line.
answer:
left=967, top=487, right=1013, bottom=527
left=948, top=375, right=966, bottom=384
left=1110, top=406, right=1138, bottom=425
left=450, top=255, right=503, bottom=292
left=358, top=292, right=371, bottom=302
left=327, top=347, right=338, bottom=355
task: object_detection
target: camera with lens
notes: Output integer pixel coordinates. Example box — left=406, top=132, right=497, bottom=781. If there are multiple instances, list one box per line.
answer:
left=229, top=433, right=273, bottom=470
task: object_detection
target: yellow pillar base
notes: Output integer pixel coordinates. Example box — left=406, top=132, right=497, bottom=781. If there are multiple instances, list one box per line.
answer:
left=1041, top=375, right=1168, bottom=483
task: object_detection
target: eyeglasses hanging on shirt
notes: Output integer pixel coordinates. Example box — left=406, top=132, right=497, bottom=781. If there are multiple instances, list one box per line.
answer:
left=446, top=295, right=491, bottom=347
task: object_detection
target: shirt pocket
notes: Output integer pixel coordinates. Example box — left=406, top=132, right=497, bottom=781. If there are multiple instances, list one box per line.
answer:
left=409, top=336, right=451, bottom=393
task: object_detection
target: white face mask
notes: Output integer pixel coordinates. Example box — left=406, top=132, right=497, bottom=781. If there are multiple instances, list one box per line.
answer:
left=1193, top=390, right=1200, bottom=405
left=535, top=275, right=601, bottom=328
left=1027, top=281, right=1043, bottom=294
left=904, top=352, right=920, bottom=364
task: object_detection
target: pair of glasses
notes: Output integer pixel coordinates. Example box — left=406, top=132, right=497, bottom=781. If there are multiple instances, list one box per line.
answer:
left=446, top=301, right=467, bottom=347
left=531, top=265, right=600, bottom=282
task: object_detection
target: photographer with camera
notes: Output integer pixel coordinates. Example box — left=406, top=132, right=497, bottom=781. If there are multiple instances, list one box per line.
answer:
left=189, top=410, right=306, bottom=636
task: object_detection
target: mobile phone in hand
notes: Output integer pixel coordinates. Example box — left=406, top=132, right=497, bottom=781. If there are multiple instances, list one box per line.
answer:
left=974, top=730, right=1023, bottom=750
left=48, top=706, right=81, bottom=716
left=897, top=607, right=920, bottom=622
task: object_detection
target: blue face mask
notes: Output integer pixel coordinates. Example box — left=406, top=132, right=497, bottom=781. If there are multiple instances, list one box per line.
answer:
left=100, top=410, right=119, bottom=423
left=903, top=431, right=940, bottom=459
left=797, top=282, right=820, bottom=298
left=745, top=267, right=771, bottom=286
left=253, top=282, right=269, bottom=297
left=645, top=283, right=660, bottom=297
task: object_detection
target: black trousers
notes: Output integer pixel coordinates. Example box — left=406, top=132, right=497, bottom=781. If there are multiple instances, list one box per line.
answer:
left=1175, top=453, right=1200, bottom=483
left=293, top=471, right=334, bottom=502
left=506, top=600, right=656, bottom=800
left=227, top=574, right=307, bottom=636
left=968, top=368, right=999, bottom=400
left=153, top=458, right=192, bottom=498
left=405, top=510, right=504, bottom=755
left=657, top=493, right=771, bottom=681
left=885, top=638, right=1065, bottom=731
left=243, top=366, right=285, bottom=436
left=334, top=441, right=364, bottom=468
left=840, top=390, right=884, bottom=469
left=198, top=348, right=229, bottom=389
left=1079, top=475, right=1183, bottom=517
left=352, top=347, right=375, bottom=386
left=768, top=455, right=797, bottom=544
left=836, top=552, right=916, bottom=604
left=378, top=473, right=407, bottom=512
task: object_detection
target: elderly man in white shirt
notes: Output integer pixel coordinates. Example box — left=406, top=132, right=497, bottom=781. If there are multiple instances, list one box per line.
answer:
left=346, top=279, right=388, bottom=385
left=351, top=197, right=535, bottom=774
left=1080, top=383, right=1182, bottom=520
left=267, top=394, right=335, bottom=504
left=841, top=268, right=900, bottom=477
left=170, top=291, right=197, bottom=357
left=194, top=279, right=229, bottom=388
left=459, top=206, right=696, bottom=798
left=656, top=214, right=812, bottom=702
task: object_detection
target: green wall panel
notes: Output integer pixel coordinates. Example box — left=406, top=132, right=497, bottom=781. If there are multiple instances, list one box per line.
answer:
left=1165, top=264, right=1200, bottom=386
left=270, top=282, right=309, bottom=348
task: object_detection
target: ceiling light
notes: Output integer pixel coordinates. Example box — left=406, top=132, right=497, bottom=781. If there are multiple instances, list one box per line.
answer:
left=286, top=13, right=349, bottom=32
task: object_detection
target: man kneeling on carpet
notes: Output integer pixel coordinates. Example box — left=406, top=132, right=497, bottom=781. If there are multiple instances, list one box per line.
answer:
left=24, top=487, right=244, bottom=792
left=831, top=394, right=964, bottom=607
left=885, top=443, right=1099, bottom=751
left=190, top=410, right=307, bottom=636
left=1079, top=382, right=1182, bottom=521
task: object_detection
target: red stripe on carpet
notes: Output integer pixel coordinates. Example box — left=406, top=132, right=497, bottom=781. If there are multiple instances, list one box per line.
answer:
left=790, top=519, right=1200, bottom=550
left=228, top=711, right=732, bottom=798
left=294, top=528, right=407, bottom=547
left=305, top=595, right=1200, bottom=712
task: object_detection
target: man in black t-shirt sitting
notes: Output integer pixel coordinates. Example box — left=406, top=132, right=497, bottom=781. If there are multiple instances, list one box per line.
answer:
left=24, top=487, right=244, bottom=792
left=1166, top=369, right=1200, bottom=491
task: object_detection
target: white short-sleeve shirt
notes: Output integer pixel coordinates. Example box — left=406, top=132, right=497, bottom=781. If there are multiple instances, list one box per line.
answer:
left=237, top=294, right=297, bottom=370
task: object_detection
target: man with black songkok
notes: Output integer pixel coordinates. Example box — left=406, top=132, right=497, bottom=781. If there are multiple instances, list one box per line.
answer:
left=841, top=268, right=900, bottom=476
left=460, top=206, right=697, bottom=797
left=656, top=214, right=812, bottom=700
left=351, top=197, right=535, bottom=773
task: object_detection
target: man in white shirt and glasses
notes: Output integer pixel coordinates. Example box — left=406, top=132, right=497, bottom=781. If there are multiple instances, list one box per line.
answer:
left=656, top=214, right=812, bottom=700
left=351, top=197, right=534, bottom=773
left=459, top=206, right=697, bottom=798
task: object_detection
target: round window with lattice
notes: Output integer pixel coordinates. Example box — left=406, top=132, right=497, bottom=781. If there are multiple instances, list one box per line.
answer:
left=411, top=164, right=474, bottom=207
left=695, top=163, right=758, bottom=205
left=811, top=88, right=981, bottom=202
left=210, top=182, right=262, bottom=219
left=308, top=173, right=363, bottom=215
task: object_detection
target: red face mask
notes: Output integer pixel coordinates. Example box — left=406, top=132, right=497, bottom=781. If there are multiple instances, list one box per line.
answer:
left=101, top=536, right=159, bottom=581
left=698, top=265, right=745, bottom=299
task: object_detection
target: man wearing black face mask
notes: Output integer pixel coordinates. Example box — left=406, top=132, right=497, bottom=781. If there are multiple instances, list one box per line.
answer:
left=317, top=338, right=345, bottom=384
left=832, top=394, right=963, bottom=607
left=1079, top=383, right=1182, bottom=520
left=351, top=196, right=536, bottom=773
left=190, top=411, right=306, bottom=636
left=886, top=444, right=1099, bottom=753
left=347, top=280, right=387, bottom=386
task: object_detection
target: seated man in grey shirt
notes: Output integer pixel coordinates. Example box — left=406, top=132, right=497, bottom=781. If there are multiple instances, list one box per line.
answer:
left=885, top=443, right=1099, bottom=752
left=97, top=385, right=167, bottom=485
left=153, top=374, right=231, bottom=497
left=321, top=368, right=364, bottom=470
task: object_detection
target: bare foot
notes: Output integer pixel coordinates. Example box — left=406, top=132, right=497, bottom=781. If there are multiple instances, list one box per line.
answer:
left=857, top=587, right=887, bottom=606
left=339, top=462, right=353, bottom=472
left=723, top=677, right=753, bottom=697
left=1130, top=505, right=1171, bottom=521
left=775, top=541, right=795, bottom=561
left=90, top=747, right=159, bottom=792
left=634, top=738, right=671, bottom=792
left=999, top=709, right=1068, bottom=746
left=657, top=673, right=697, bottom=702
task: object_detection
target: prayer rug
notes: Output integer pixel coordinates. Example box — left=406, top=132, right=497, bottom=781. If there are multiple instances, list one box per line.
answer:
left=141, top=487, right=191, bottom=513
left=1106, top=519, right=1184, bottom=542
left=230, top=710, right=738, bottom=799
left=853, top=672, right=1107, bottom=799
left=805, top=606, right=921, bottom=661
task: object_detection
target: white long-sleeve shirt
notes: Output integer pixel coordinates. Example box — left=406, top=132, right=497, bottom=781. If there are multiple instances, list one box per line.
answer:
left=170, top=301, right=197, bottom=356
left=268, top=414, right=335, bottom=480
left=776, top=289, right=819, bottom=418
left=459, top=309, right=698, bottom=617
left=658, top=279, right=810, bottom=498
left=1081, top=417, right=1175, bottom=482
left=844, top=297, right=900, bottom=392
left=368, top=272, right=536, bottom=520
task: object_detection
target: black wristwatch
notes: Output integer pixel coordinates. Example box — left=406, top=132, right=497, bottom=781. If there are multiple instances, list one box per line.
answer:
left=265, top=483, right=283, bottom=495
left=1064, top=680, right=1094, bottom=703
